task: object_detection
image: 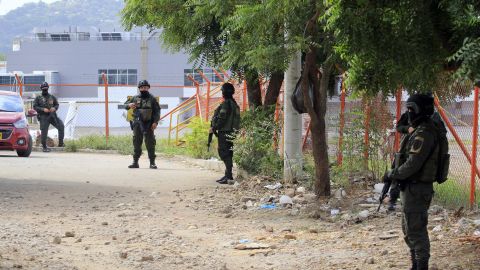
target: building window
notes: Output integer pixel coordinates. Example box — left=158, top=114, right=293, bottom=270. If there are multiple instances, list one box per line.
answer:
left=24, top=75, right=46, bottom=92
left=98, top=69, right=137, bottom=85
left=78, top=32, right=90, bottom=41
left=50, top=34, right=71, bottom=41
left=101, top=33, right=122, bottom=41
left=184, top=68, right=224, bottom=86
left=0, top=76, right=15, bottom=85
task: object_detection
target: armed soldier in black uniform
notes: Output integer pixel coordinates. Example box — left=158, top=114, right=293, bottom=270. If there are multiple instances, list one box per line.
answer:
left=210, top=83, right=240, bottom=184
left=125, top=80, right=160, bottom=169
left=383, top=93, right=441, bottom=270
left=33, top=82, right=64, bottom=152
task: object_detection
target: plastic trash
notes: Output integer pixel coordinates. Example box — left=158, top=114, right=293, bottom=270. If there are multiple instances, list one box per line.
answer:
left=330, top=209, right=340, bottom=216
left=279, top=195, right=293, bottom=205
left=264, top=183, right=282, bottom=190
left=259, top=203, right=277, bottom=209
left=374, top=183, right=385, bottom=194
left=238, top=239, right=251, bottom=244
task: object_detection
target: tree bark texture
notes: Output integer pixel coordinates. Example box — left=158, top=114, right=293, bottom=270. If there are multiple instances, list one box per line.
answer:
left=263, top=72, right=284, bottom=108
left=300, top=6, right=331, bottom=197
left=245, top=69, right=262, bottom=109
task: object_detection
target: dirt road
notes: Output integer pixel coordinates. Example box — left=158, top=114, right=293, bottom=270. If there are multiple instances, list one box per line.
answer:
left=0, top=152, right=478, bottom=269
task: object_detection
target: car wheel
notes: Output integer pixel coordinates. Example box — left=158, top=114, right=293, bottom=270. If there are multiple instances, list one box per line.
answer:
left=17, top=135, right=32, bottom=157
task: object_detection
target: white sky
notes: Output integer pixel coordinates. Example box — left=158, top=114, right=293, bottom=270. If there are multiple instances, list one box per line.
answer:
left=0, top=0, right=60, bottom=15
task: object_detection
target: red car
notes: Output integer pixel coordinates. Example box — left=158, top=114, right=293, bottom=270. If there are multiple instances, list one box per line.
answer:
left=0, top=90, right=36, bottom=157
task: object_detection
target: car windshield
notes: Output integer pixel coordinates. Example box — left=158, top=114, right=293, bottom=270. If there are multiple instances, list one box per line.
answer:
left=0, top=95, right=24, bottom=112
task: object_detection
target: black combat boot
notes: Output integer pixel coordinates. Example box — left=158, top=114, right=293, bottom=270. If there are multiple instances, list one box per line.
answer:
left=128, top=158, right=139, bottom=168
left=58, top=141, right=65, bottom=147
left=217, top=176, right=229, bottom=184
left=149, top=159, right=157, bottom=169
left=216, top=176, right=227, bottom=183
left=42, top=145, right=51, bottom=152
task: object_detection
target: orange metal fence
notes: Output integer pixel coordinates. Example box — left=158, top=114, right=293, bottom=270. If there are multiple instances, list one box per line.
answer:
left=331, top=89, right=480, bottom=208
left=0, top=73, right=193, bottom=143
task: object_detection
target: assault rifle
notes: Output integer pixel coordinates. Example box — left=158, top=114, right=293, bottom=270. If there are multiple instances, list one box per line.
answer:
left=377, top=176, right=391, bottom=212
left=207, top=132, right=213, bottom=151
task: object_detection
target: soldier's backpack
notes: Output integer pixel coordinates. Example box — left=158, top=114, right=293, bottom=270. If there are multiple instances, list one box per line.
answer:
left=432, top=113, right=450, bottom=184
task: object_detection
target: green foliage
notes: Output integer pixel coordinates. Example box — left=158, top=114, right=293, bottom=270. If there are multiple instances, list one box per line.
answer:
left=64, top=135, right=132, bottom=154
left=64, top=135, right=189, bottom=156
left=122, top=0, right=229, bottom=67
left=155, top=138, right=188, bottom=157
left=183, top=116, right=217, bottom=159
left=0, top=53, right=5, bottom=61
left=341, top=103, right=367, bottom=172
left=339, top=97, right=392, bottom=180
left=63, top=140, right=77, bottom=152
left=233, top=108, right=283, bottom=178
left=329, top=164, right=351, bottom=190
left=449, top=37, right=480, bottom=83
left=326, top=0, right=480, bottom=93
left=433, top=179, right=480, bottom=208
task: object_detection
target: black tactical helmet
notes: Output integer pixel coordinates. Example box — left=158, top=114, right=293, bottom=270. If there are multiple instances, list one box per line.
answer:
left=138, top=80, right=151, bottom=88
left=406, top=93, right=434, bottom=116
left=40, top=82, right=49, bottom=90
left=221, top=83, right=235, bottom=96
left=406, top=93, right=434, bottom=125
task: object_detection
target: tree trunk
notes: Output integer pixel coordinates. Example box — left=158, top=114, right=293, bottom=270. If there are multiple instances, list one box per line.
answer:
left=300, top=6, right=331, bottom=197
left=263, top=72, right=284, bottom=108
left=245, top=69, right=262, bottom=108
left=312, top=65, right=331, bottom=196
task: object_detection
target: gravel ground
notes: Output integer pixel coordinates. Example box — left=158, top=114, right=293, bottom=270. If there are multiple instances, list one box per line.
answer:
left=0, top=152, right=478, bottom=269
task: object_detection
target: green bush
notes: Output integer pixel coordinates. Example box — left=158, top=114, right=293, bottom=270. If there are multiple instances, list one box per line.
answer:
left=183, top=117, right=217, bottom=159
left=433, top=179, right=480, bottom=208
left=63, top=140, right=77, bottom=152
left=233, top=108, right=283, bottom=178
left=63, top=135, right=132, bottom=154
left=156, top=138, right=188, bottom=157
left=340, top=97, right=392, bottom=181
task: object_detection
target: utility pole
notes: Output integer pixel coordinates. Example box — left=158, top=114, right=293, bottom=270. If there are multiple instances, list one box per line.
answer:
left=283, top=52, right=303, bottom=183
left=140, top=30, right=148, bottom=80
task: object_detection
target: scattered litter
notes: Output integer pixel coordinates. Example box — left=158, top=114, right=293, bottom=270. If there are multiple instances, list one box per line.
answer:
left=264, top=183, right=282, bottom=190
left=279, top=195, right=293, bottom=206
left=330, top=209, right=340, bottom=216
left=238, top=239, right=251, bottom=244
left=235, top=243, right=270, bottom=250
left=259, top=204, right=277, bottom=209
left=432, top=225, right=442, bottom=233
left=374, top=183, right=384, bottom=194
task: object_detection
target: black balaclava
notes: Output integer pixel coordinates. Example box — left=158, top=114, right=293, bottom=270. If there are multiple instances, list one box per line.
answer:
left=41, top=88, right=48, bottom=96
left=140, top=89, right=149, bottom=98
left=406, top=94, right=434, bottom=127
left=221, top=83, right=235, bottom=99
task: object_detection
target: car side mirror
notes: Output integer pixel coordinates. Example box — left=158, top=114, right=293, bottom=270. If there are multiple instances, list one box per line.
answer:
left=26, top=109, right=37, bottom=117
